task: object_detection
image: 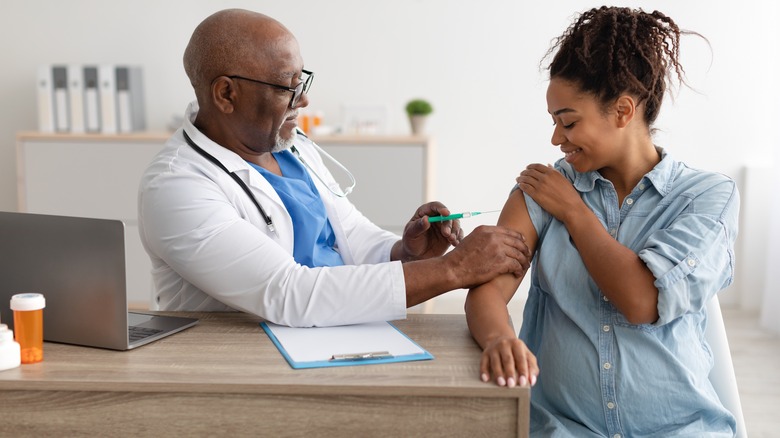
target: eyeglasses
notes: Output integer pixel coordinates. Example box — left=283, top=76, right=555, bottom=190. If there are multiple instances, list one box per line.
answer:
left=227, top=69, right=313, bottom=108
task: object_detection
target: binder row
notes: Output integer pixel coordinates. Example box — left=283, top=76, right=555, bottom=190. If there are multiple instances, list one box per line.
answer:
left=37, top=64, right=146, bottom=134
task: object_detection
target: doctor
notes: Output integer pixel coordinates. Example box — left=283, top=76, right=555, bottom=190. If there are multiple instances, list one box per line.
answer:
left=138, top=9, right=531, bottom=327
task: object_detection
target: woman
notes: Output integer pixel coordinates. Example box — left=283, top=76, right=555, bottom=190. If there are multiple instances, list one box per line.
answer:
left=465, top=6, right=739, bottom=436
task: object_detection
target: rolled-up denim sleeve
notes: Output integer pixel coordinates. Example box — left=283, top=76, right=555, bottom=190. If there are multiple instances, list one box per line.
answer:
left=639, top=179, right=740, bottom=326
left=510, top=183, right=552, bottom=237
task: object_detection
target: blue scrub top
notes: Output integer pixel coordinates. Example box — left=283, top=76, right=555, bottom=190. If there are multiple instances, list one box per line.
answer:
left=248, top=150, right=344, bottom=268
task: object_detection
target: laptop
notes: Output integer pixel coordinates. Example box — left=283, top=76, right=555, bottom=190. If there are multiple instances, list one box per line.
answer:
left=0, top=211, right=198, bottom=350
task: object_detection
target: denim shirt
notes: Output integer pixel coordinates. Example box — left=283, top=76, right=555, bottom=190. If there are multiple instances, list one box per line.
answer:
left=519, top=149, right=739, bottom=437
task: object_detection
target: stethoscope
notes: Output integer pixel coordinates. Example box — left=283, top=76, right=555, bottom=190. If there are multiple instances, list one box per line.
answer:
left=182, top=130, right=356, bottom=235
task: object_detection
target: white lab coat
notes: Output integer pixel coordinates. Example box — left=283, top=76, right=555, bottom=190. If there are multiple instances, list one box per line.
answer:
left=138, top=102, right=406, bottom=327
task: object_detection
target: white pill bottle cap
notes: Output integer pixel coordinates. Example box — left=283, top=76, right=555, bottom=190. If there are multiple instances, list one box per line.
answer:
left=10, top=293, right=46, bottom=311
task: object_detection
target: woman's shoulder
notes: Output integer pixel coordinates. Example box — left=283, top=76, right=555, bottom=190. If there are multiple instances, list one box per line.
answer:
left=673, top=162, right=737, bottom=194
left=553, top=158, right=576, bottom=180
left=667, top=162, right=740, bottom=221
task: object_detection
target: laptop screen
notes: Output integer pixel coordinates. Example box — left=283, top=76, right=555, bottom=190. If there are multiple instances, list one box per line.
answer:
left=1, top=211, right=198, bottom=350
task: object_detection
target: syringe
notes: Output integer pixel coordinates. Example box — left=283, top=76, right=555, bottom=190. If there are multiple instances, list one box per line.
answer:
left=428, top=209, right=501, bottom=223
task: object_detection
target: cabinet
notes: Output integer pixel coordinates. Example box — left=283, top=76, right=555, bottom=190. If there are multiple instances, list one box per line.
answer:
left=16, top=132, right=168, bottom=308
left=16, top=132, right=434, bottom=309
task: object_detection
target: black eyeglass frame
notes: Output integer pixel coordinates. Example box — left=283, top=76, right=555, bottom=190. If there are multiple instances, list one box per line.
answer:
left=226, top=69, right=313, bottom=108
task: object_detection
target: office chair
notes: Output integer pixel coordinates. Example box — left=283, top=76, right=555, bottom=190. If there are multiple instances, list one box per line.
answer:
left=704, top=295, right=748, bottom=438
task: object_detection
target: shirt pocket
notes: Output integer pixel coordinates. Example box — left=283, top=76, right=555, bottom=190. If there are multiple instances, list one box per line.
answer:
left=612, top=310, right=660, bottom=333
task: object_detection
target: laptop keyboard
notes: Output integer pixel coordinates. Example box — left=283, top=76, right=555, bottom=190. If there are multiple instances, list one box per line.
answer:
left=129, top=325, right=164, bottom=343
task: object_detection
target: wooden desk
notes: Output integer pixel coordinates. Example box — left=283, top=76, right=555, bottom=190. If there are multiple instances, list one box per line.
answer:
left=0, top=313, right=529, bottom=437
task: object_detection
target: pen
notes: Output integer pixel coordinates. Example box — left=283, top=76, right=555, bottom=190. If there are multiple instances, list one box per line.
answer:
left=428, top=209, right=500, bottom=223
left=330, top=351, right=393, bottom=361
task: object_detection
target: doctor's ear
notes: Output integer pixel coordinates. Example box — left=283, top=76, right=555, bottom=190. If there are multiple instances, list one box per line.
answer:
left=210, top=76, right=237, bottom=114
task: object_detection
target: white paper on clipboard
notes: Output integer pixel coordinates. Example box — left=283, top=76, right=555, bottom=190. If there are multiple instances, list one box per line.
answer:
left=261, top=321, right=433, bottom=368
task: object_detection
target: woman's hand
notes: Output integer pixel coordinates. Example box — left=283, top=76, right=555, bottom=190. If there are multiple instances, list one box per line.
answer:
left=516, top=164, right=583, bottom=223
left=480, top=334, right=539, bottom=388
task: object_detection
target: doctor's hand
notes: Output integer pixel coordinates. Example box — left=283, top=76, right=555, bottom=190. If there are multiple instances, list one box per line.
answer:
left=393, top=202, right=464, bottom=262
left=444, top=225, right=531, bottom=288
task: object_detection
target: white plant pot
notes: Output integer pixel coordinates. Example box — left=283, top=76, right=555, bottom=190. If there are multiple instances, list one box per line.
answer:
left=409, top=115, right=428, bottom=135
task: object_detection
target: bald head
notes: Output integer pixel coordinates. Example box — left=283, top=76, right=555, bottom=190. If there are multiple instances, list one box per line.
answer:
left=183, top=9, right=296, bottom=96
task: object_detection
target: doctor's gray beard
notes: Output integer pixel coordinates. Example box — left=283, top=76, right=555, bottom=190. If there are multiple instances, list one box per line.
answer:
left=272, top=133, right=294, bottom=153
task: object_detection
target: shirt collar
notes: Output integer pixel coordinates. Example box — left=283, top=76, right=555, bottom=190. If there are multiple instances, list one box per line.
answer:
left=562, top=146, right=678, bottom=196
left=642, top=147, right=677, bottom=196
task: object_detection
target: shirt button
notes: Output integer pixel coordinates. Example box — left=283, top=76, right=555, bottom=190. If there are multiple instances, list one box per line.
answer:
left=607, top=402, right=615, bottom=409
left=609, top=228, right=617, bottom=237
left=614, top=434, right=622, bottom=438
left=603, top=362, right=612, bottom=370
left=603, top=325, right=610, bottom=332
left=626, top=198, right=634, bottom=205
left=639, top=183, right=646, bottom=190
left=603, top=295, right=609, bottom=302
left=687, top=258, right=696, bottom=267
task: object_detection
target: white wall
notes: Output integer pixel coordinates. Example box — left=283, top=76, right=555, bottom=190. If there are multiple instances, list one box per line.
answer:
left=761, top=159, right=780, bottom=333
left=2, top=0, right=778, bottom=310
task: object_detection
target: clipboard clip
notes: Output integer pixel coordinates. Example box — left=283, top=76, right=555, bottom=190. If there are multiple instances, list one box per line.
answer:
left=330, top=351, right=393, bottom=361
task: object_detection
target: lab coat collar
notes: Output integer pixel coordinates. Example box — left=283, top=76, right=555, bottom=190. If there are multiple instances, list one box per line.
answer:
left=182, top=101, right=254, bottom=174
left=181, top=101, right=290, bottom=217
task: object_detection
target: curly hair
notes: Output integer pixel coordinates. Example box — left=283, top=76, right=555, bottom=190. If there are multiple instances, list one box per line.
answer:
left=545, top=6, right=700, bottom=126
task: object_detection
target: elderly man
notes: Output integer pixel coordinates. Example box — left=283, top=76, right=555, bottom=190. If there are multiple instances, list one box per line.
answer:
left=138, top=9, right=530, bottom=327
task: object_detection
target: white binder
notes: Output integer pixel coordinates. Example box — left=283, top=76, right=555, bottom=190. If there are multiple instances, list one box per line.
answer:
left=115, top=66, right=146, bottom=133
left=98, top=64, right=117, bottom=134
left=83, top=66, right=101, bottom=133
left=36, top=65, right=55, bottom=133
left=52, top=66, right=70, bottom=132
left=67, top=64, right=85, bottom=134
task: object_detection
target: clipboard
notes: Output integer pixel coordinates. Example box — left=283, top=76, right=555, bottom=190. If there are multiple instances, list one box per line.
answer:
left=260, top=321, right=434, bottom=369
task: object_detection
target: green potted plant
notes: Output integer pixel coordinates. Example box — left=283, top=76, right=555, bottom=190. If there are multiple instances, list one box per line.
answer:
left=405, top=99, right=433, bottom=135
